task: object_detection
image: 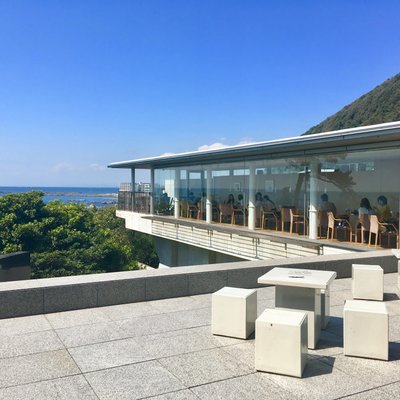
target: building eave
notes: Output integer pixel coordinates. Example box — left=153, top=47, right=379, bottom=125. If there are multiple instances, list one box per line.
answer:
left=108, top=121, right=400, bottom=169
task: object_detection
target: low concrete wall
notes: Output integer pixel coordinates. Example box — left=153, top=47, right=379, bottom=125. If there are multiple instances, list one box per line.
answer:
left=0, top=252, right=31, bottom=282
left=0, top=250, right=396, bottom=319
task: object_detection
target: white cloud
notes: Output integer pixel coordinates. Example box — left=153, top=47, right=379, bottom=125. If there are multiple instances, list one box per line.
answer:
left=89, top=163, right=106, bottom=171
left=237, top=137, right=256, bottom=145
left=197, top=142, right=228, bottom=151
left=53, top=162, right=73, bottom=172
left=159, top=152, right=176, bottom=157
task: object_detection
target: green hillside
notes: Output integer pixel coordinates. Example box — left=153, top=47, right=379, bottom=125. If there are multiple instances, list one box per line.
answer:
left=304, top=73, right=400, bottom=135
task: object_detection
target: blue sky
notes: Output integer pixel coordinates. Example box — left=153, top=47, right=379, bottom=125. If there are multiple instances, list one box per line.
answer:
left=1, top=1, right=399, bottom=186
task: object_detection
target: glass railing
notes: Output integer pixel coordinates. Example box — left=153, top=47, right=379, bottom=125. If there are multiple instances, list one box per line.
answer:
left=117, top=191, right=151, bottom=214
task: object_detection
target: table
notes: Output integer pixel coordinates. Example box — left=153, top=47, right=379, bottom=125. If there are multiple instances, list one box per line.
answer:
left=257, top=268, right=337, bottom=349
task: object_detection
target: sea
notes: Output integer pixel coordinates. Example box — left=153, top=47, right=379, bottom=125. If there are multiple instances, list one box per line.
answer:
left=0, top=187, right=118, bottom=208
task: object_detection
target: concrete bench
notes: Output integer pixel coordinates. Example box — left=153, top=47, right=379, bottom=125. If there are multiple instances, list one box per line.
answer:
left=211, top=287, right=257, bottom=339
left=344, top=299, right=388, bottom=360
left=255, top=308, right=308, bottom=377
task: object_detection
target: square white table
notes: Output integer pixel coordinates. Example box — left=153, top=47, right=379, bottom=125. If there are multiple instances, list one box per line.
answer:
left=257, top=268, right=337, bottom=349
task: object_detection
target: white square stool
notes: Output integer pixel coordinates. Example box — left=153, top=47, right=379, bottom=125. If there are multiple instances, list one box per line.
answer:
left=211, top=287, right=257, bottom=339
left=255, top=308, right=308, bottom=377
left=352, top=264, right=383, bottom=301
left=344, top=300, right=388, bottom=360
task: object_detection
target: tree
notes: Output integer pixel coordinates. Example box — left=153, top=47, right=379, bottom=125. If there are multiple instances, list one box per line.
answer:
left=0, top=192, right=159, bottom=278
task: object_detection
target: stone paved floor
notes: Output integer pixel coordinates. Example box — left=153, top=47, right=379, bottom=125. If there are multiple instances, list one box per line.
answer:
left=0, top=273, right=399, bottom=399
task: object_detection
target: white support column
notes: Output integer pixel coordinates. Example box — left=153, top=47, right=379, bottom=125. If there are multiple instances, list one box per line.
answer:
left=248, top=166, right=256, bottom=230
left=150, top=168, right=155, bottom=215
left=309, top=161, right=319, bottom=240
left=206, top=168, right=212, bottom=224
left=174, top=168, right=180, bottom=219
left=131, top=168, right=135, bottom=211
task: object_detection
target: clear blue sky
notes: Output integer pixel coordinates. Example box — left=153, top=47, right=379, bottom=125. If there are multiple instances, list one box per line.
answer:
left=1, top=0, right=399, bottom=186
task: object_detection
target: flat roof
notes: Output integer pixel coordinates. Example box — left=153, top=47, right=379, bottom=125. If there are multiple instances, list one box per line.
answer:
left=109, top=121, right=400, bottom=169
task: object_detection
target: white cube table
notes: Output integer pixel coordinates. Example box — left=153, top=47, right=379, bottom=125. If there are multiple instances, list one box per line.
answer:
left=212, top=287, right=257, bottom=339
left=258, top=268, right=336, bottom=349
left=352, top=264, right=383, bottom=301
left=344, top=300, right=388, bottom=360
left=255, top=308, right=308, bottom=377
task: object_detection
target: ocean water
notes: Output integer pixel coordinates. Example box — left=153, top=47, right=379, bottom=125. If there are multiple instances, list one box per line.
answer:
left=0, top=187, right=118, bottom=207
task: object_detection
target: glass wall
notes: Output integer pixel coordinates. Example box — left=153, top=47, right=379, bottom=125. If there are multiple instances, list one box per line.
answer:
left=153, top=147, right=400, bottom=235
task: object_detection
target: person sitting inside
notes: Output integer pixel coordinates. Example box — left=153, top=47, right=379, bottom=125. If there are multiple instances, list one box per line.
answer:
left=358, top=197, right=373, bottom=243
left=320, top=193, right=337, bottom=215
left=262, top=194, right=276, bottom=211
left=376, top=195, right=391, bottom=222
left=226, top=193, right=235, bottom=205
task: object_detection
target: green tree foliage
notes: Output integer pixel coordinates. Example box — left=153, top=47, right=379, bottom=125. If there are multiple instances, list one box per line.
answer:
left=0, top=191, right=159, bottom=278
left=304, top=73, right=400, bottom=135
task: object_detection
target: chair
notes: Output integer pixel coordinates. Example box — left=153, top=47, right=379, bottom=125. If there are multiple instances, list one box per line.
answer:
left=356, top=214, right=370, bottom=244
left=290, top=209, right=308, bottom=235
left=219, top=204, right=234, bottom=224
left=369, top=215, right=398, bottom=247
left=188, top=203, right=198, bottom=219
left=232, top=206, right=246, bottom=226
left=327, top=212, right=352, bottom=242
left=280, top=208, right=292, bottom=232
left=179, top=200, right=189, bottom=218
left=261, top=208, right=279, bottom=230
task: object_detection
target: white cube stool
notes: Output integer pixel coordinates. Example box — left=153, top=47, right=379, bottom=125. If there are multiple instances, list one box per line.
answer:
left=211, top=287, right=257, bottom=339
left=344, top=300, right=388, bottom=360
left=275, top=307, right=317, bottom=349
left=352, top=264, right=383, bottom=301
left=255, top=308, right=308, bottom=377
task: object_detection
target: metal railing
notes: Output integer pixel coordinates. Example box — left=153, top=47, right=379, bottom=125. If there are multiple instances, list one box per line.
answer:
left=117, top=191, right=151, bottom=214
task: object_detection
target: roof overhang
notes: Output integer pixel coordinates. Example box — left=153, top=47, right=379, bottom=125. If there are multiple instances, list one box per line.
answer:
left=108, top=121, right=400, bottom=170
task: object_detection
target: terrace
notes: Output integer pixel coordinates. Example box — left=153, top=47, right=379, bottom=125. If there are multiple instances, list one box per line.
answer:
left=0, top=251, right=399, bottom=399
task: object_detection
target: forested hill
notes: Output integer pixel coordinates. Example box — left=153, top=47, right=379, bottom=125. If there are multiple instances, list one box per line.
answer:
left=303, top=73, right=400, bottom=135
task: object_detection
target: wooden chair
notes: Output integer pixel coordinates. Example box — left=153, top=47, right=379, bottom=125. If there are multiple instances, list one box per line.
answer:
left=356, top=214, right=370, bottom=244
left=180, top=200, right=189, bottom=218
left=219, top=204, right=234, bottom=224
left=281, top=208, right=291, bottom=232
left=233, top=206, right=246, bottom=226
left=290, top=209, right=308, bottom=235
left=327, top=212, right=352, bottom=242
left=261, top=208, right=279, bottom=230
left=369, top=215, right=398, bottom=247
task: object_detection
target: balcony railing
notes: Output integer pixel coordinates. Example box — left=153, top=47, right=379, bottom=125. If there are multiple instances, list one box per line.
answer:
left=117, top=191, right=151, bottom=213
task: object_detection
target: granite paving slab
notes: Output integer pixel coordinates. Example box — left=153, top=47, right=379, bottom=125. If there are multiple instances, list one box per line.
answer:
left=266, top=355, right=377, bottom=400
left=146, top=389, right=200, bottom=400
left=0, top=330, right=64, bottom=359
left=84, top=360, right=185, bottom=400
left=191, top=372, right=296, bottom=400
left=0, top=349, right=80, bottom=389
left=69, top=337, right=154, bottom=372
left=135, top=328, right=217, bottom=359
left=158, top=348, right=253, bottom=387
left=116, top=312, right=183, bottom=337
left=318, top=353, right=400, bottom=386
left=45, top=308, right=111, bottom=329
left=100, top=301, right=161, bottom=321
left=0, top=375, right=98, bottom=400
left=0, top=315, right=52, bottom=336
left=56, top=320, right=128, bottom=348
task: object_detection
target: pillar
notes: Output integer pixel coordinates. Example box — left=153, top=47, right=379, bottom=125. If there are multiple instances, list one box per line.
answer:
left=248, top=166, right=256, bottom=230
left=130, top=168, right=135, bottom=211
left=309, top=161, right=319, bottom=240
left=150, top=168, right=155, bottom=215
left=174, top=168, right=180, bottom=219
left=206, top=168, right=212, bottom=224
